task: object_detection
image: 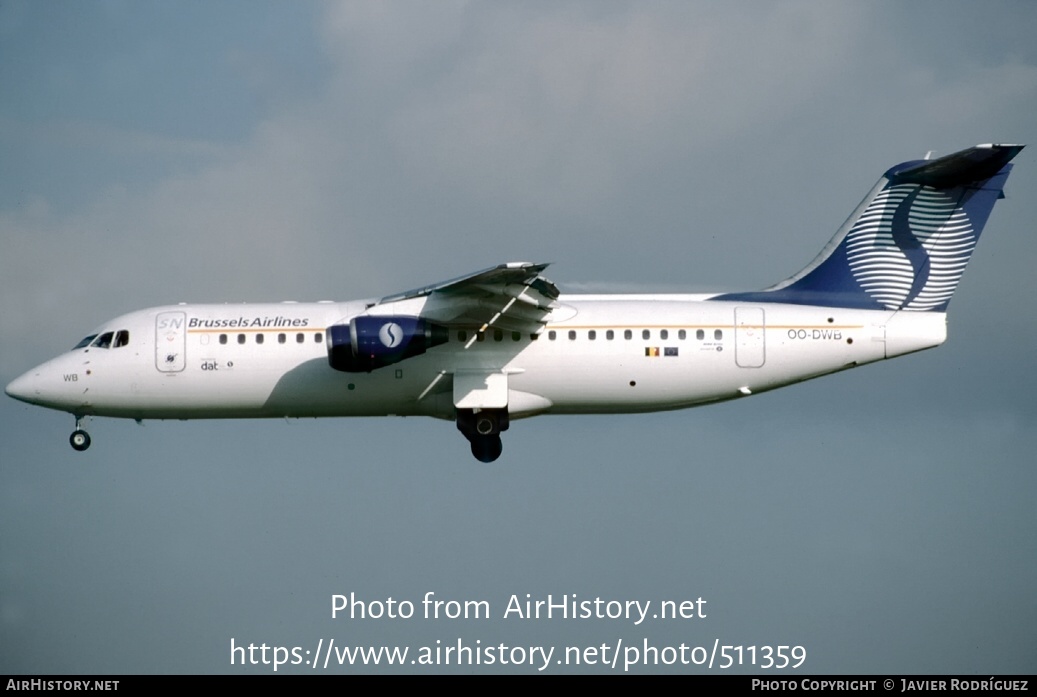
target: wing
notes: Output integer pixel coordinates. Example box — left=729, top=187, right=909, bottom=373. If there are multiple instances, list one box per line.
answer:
left=374, top=262, right=560, bottom=335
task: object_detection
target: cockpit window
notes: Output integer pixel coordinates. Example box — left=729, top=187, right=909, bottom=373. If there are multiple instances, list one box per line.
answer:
left=114, top=330, right=130, bottom=348
left=91, top=332, right=114, bottom=349
left=73, top=335, right=98, bottom=350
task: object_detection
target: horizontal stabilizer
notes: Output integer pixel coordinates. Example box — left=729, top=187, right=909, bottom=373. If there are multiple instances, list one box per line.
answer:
left=888, top=143, right=1025, bottom=189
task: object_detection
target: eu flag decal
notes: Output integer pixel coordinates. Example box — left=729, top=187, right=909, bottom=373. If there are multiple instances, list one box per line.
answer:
left=664, top=347, right=679, bottom=357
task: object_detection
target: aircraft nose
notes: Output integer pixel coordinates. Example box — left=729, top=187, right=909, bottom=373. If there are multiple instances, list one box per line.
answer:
left=5, top=369, right=40, bottom=404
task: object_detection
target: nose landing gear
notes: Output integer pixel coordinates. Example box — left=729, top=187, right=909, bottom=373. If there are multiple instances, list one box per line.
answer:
left=70, top=415, right=91, bottom=451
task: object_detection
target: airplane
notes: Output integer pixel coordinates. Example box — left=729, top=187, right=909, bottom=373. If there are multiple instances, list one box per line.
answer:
left=5, top=143, right=1023, bottom=462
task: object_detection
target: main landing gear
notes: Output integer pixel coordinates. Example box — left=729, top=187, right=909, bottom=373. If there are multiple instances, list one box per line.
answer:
left=70, top=415, right=91, bottom=451
left=456, top=408, right=509, bottom=463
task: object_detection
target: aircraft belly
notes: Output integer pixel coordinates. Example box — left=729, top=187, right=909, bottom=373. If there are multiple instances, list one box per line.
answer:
left=513, top=353, right=730, bottom=413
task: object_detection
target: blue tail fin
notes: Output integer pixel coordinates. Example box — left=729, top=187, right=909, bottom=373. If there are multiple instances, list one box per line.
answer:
left=719, top=144, right=1023, bottom=311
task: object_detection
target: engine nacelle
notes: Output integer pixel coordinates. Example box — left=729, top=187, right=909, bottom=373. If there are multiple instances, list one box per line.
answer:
left=327, top=316, right=449, bottom=372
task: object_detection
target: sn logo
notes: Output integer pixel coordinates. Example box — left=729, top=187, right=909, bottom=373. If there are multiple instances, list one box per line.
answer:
left=157, top=317, right=183, bottom=330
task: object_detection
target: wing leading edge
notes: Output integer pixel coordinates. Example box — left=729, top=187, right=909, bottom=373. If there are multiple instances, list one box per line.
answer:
left=375, top=262, right=560, bottom=335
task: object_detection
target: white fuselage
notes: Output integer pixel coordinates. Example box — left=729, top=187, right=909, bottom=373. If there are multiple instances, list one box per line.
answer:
left=7, top=295, right=947, bottom=422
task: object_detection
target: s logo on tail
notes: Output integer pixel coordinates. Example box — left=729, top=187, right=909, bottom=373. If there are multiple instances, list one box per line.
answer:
left=847, top=183, right=974, bottom=311
left=719, top=143, right=1023, bottom=312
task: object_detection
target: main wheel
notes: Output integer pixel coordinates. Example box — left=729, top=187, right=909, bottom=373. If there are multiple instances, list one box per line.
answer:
left=70, top=430, right=91, bottom=451
left=470, top=435, right=503, bottom=463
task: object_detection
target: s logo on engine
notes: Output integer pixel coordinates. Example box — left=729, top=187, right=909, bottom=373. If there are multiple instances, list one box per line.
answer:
left=378, top=322, right=404, bottom=349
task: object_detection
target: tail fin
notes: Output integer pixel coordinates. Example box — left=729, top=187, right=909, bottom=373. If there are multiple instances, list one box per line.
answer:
left=719, top=144, right=1024, bottom=311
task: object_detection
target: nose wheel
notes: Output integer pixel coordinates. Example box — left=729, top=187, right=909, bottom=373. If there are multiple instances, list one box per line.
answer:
left=70, top=430, right=91, bottom=451
left=70, top=416, right=91, bottom=451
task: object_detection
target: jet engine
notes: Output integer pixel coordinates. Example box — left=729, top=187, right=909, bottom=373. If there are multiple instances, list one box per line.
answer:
left=327, top=316, right=448, bottom=372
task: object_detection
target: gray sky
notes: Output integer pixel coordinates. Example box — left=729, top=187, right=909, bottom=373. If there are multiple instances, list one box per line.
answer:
left=1, top=1, right=1035, bottom=674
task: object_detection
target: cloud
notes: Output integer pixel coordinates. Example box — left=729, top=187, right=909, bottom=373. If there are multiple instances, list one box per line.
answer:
left=316, top=3, right=870, bottom=210
left=2, top=2, right=1036, bottom=675
left=2, top=1, right=1034, bottom=376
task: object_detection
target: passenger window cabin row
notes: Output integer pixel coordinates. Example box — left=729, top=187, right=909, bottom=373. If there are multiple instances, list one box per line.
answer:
left=543, top=328, right=723, bottom=341
left=217, top=333, right=324, bottom=345
left=75, top=327, right=722, bottom=351
left=456, top=328, right=724, bottom=342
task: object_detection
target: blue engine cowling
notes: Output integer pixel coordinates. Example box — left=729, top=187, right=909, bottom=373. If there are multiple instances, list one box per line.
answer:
left=327, top=316, right=449, bottom=372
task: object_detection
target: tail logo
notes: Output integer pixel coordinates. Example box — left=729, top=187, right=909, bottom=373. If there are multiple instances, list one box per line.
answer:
left=846, top=184, right=974, bottom=311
